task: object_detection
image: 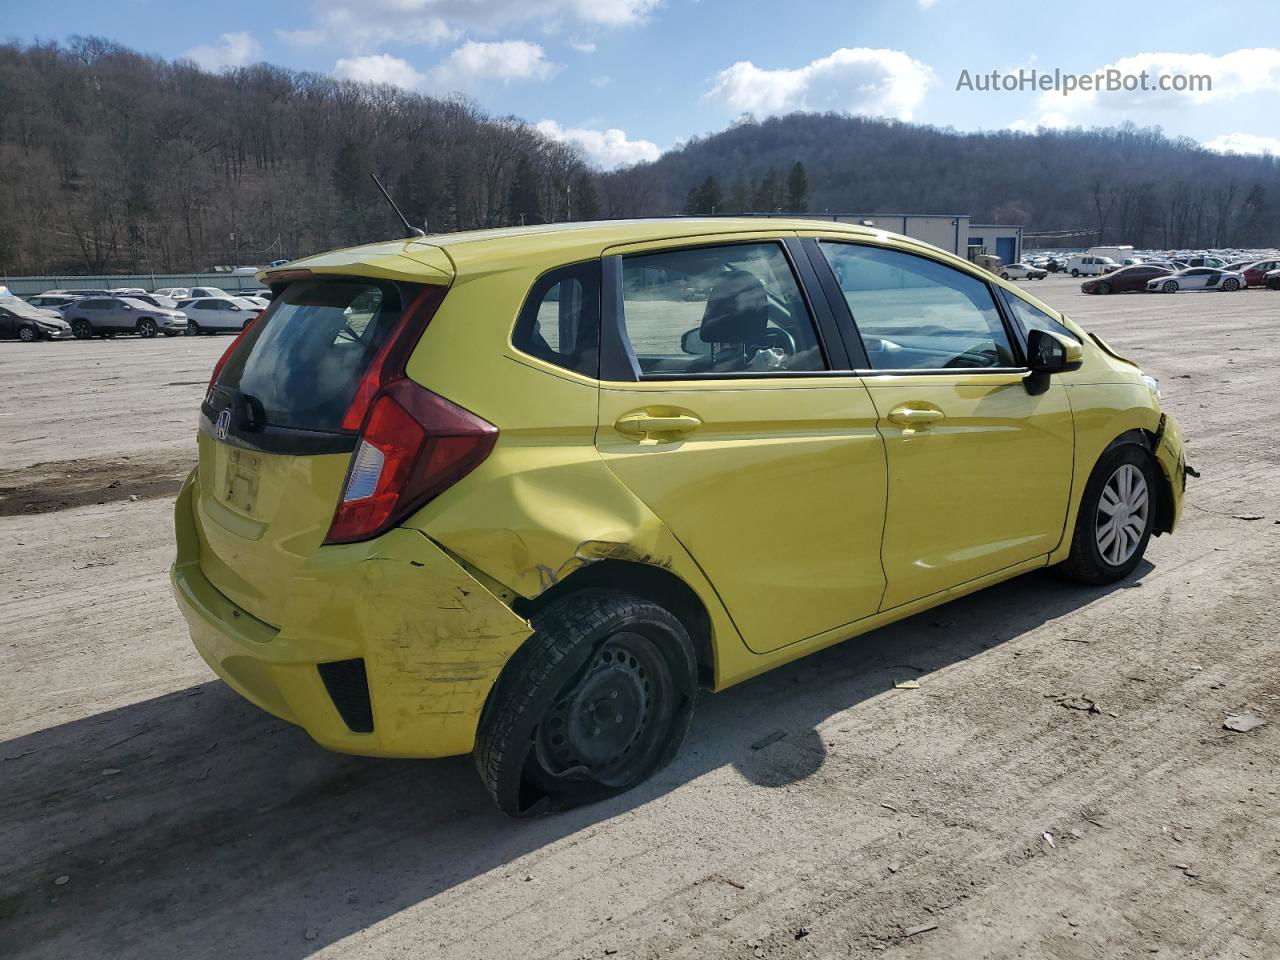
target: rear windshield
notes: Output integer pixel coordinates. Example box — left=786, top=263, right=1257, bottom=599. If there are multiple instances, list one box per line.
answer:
left=217, top=279, right=404, bottom=432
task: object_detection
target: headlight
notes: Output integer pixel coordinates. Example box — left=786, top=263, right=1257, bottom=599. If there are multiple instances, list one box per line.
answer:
left=1142, top=374, right=1161, bottom=399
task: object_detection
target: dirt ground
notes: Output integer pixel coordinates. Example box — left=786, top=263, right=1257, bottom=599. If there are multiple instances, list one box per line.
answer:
left=2, top=277, right=1278, bottom=960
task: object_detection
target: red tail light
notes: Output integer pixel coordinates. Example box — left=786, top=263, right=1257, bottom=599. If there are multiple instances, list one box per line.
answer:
left=324, top=379, right=497, bottom=545
left=207, top=317, right=258, bottom=393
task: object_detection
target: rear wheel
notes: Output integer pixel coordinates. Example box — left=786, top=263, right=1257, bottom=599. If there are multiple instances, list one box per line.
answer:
left=1222, top=277, right=1240, bottom=291
left=71, top=319, right=93, bottom=340
left=17, top=324, right=39, bottom=342
left=475, top=590, right=697, bottom=817
left=137, top=318, right=158, bottom=338
left=1058, top=442, right=1159, bottom=585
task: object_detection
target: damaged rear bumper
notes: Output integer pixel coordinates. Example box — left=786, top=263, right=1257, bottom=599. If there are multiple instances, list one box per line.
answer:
left=171, top=472, right=532, bottom=758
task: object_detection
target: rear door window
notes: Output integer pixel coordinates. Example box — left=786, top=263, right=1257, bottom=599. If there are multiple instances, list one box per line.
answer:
left=214, top=279, right=404, bottom=432
left=617, top=242, right=826, bottom=376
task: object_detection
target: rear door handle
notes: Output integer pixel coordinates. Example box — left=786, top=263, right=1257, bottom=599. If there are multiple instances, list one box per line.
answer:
left=614, top=411, right=703, bottom=439
left=887, top=405, right=945, bottom=427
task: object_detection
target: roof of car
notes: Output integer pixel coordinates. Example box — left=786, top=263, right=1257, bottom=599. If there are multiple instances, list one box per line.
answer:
left=259, top=217, right=901, bottom=286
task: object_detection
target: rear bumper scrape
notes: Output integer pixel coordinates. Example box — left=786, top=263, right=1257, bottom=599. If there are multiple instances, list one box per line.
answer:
left=171, top=469, right=533, bottom=758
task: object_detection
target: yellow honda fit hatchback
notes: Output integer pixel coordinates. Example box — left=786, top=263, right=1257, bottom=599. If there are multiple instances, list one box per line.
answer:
left=171, top=219, right=1188, bottom=815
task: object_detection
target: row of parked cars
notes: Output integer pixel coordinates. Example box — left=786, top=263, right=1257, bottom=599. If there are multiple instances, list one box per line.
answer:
left=994, top=250, right=1280, bottom=296
left=0, top=285, right=274, bottom=342
left=1076, top=255, right=1280, bottom=295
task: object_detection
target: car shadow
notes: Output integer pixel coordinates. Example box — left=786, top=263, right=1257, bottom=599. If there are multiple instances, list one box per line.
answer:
left=0, top=563, right=1149, bottom=958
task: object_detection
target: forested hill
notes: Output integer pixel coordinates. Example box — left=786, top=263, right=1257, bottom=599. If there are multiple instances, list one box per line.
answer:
left=3, top=38, right=1277, bottom=276
left=601, top=113, right=1280, bottom=250
left=0, top=38, right=599, bottom=275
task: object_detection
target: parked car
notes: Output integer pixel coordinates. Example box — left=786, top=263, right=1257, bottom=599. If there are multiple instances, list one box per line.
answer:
left=232, top=295, right=269, bottom=310
left=188, top=286, right=235, bottom=299
left=1043, top=257, right=1068, bottom=273
left=999, top=262, right=1048, bottom=280
left=1146, top=267, right=1246, bottom=293
left=1265, top=268, right=1280, bottom=291
left=25, top=294, right=80, bottom=311
left=110, top=287, right=147, bottom=296
left=236, top=288, right=273, bottom=300
left=1081, top=264, right=1172, bottom=294
left=128, top=293, right=181, bottom=310
left=1238, top=258, right=1280, bottom=287
left=63, top=296, right=189, bottom=338
left=1182, top=256, right=1225, bottom=269
left=0, top=298, right=72, bottom=341
left=1066, top=255, right=1119, bottom=277
left=180, top=297, right=257, bottom=334
left=154, top=287, right=190, bottom=299
left=172, top=219, right=1189, bottom=816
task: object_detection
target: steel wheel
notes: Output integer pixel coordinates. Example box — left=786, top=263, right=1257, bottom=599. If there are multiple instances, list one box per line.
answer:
left=533, top=630, right=672, bottom=789
left=1096, top=464, right=1149, bottom=566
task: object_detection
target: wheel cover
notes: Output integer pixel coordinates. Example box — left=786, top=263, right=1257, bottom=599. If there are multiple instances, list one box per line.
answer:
left=1096, top=464, right=1149, bottom=566
left=534, top=630, right=670, bottom=788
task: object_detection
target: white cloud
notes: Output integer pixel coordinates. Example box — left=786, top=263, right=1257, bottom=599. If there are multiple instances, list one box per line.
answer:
left=283, top=0, right=658, bottom=52
left=1204, top=132, right=1280, bottom=156
left=570, top=39, right=597, bottom=53
left=1014, top=48, right=1280, bottom=128
left=706, top=48, right=934, bottom=121
left=536, top=119, right=661, bottom=170
left=334, top=54, right=428, bottom=89
left=434, top=40, right=557, bottom=88
left=182, top=32, right=261, bottom=72
left=333, top=41, right=555, bottom=92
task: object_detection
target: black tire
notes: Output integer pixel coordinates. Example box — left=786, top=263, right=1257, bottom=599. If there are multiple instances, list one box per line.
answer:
left=1058, top=441, right=1159, bottom=585
left=17, top=324, right=39, bottom=342
left=138, top=318, right=158, bottom=338
left=71, top=319, right=93, bottom=340
left=1222, top=278, right=1240, bottom=292
left=1162, top=280, right=1178, bottom=293
left=1000, top=272, right=1010, bottom=280
left=1098, top=281, right=1111, bottom=295
left=1071, top=269, right=1080, bottom=277
left=187, top=320, right=201, bottom=336
left=475, top=589, right=697, bottom=817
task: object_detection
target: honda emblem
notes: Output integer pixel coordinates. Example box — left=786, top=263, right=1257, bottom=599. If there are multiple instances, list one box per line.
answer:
left=215, top=407, right=231, bottom=441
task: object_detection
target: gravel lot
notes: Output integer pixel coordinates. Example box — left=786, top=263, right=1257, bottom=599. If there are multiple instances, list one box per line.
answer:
left=3, top=276, right=1278, bottom=959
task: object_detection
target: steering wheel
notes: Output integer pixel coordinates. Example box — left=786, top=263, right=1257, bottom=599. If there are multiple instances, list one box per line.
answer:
left=757, top=326, right=797, bottom=355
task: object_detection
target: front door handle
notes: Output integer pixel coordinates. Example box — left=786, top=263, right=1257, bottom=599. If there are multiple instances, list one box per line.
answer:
left=614, top=410, right=703, bottom=440
left=887, top=405, right=945, bottom=427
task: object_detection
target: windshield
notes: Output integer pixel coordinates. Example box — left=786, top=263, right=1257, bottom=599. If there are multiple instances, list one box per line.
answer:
left=214, top=279, right=405, bottom=432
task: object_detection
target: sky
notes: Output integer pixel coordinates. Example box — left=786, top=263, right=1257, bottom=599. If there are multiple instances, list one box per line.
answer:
left=7, top=0, right=1280, bottom=170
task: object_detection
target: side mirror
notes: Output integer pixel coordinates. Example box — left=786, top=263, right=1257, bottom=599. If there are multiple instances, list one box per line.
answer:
left=1027, top=328, right=1083, bottom=374
left=680, top=327, right=710, bottom=356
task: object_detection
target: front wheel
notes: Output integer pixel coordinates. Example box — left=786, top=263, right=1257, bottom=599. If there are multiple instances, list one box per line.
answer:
left=475, top=590, right=697, bottom=817
left=1098, top=281, right=1112, bottom=295
left=71, top=319, right=93, bottom=339
left=138, top=318, right=158, bottom=338
left=1000, top=272, right=1010, bottom=280
left=18, top=325, right=39, bottom=342
left=1058, top=443, right=1159, bottom=585
left=1071, top=269, right=1080, bottom=277
left=1162, top=280, right=1178, bottom=293
left=187, top=320, right=201, bottom=336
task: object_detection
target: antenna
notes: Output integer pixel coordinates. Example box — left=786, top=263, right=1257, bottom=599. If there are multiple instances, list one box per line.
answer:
left=370, top=172, right=425, bottom=238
